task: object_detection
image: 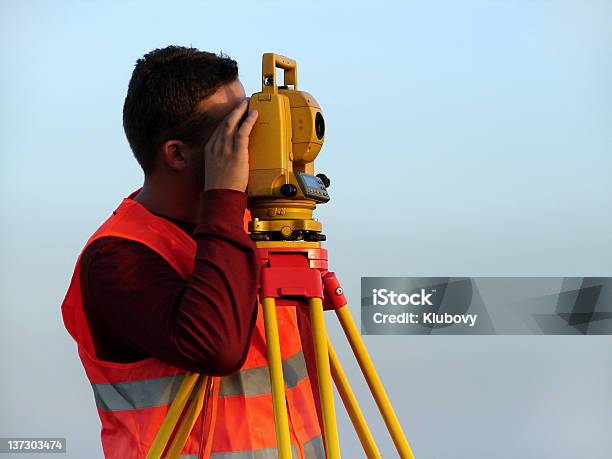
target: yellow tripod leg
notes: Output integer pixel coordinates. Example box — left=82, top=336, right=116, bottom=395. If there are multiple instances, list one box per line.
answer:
left=146, top=372, right=201, bottom=459
left=164, top=376, right=209, bottom=459
left=262, top=297, right=293, bottom=459
left=327, top=339, right=381, bottom=459
left=309, top=297, right=341, bottom=459
left=336, top=306, right=415, bottom=459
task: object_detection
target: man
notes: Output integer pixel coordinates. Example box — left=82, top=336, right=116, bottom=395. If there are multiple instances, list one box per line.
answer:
left=61, top=46, right=324, bottom=459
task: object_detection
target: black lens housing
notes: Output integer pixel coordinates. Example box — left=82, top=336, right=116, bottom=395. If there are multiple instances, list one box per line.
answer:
left=315, top=112, right=325, bottom=140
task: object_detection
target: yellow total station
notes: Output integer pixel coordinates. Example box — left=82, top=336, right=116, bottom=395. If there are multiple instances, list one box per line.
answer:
left=247, top=53, right=330, bottom=242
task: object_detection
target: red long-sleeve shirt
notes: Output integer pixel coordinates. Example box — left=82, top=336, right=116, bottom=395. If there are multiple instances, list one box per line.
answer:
left=79, top=189, right=259, bottom=376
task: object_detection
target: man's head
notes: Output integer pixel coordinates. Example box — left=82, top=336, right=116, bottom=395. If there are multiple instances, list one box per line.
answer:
left=123, top=46, right=245, bottom=188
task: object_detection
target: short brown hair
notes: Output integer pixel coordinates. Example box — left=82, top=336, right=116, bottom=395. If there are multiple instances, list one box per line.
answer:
left=123, top=46, right=238, bottom=173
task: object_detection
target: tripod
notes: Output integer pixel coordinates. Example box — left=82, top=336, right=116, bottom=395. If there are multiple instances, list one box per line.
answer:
left=146, top=240, right=415, bottom=459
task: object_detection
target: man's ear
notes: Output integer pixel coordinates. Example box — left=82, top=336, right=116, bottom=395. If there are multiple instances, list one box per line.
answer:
left=159, top=140, right=189, bottom=172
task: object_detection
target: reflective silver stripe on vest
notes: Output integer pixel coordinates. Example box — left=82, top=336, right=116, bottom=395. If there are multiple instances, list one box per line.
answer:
left=210, top=445, right=298, bottom=458
left=303, top=434, right=325, bottom=458
left=92, top=351, right=309, bottom=411
left=219, top=351, right=309, bottom=397
left=205, top=435, right=324, bottom=459
left=92, top=373, right=188, bottom=411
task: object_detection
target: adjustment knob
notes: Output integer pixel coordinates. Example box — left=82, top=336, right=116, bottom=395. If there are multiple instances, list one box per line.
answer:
left=316, top=173, right=331, bottom=188
left=280, top=184, right=298, bottom=197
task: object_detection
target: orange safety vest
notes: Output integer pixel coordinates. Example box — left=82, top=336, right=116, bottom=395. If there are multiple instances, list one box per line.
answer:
left=61, top=193, right=324, bottom=459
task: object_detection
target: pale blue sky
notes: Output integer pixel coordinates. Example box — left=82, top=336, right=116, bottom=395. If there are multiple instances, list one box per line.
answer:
left=1, top=1, right=611, bottom=458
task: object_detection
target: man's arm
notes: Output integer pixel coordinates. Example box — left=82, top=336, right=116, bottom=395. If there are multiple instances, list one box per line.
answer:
left=81, top=189, right=259, bottom=376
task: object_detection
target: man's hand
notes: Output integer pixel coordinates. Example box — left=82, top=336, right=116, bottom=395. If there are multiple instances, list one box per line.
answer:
left=204, top=98, right=259, bottom=192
